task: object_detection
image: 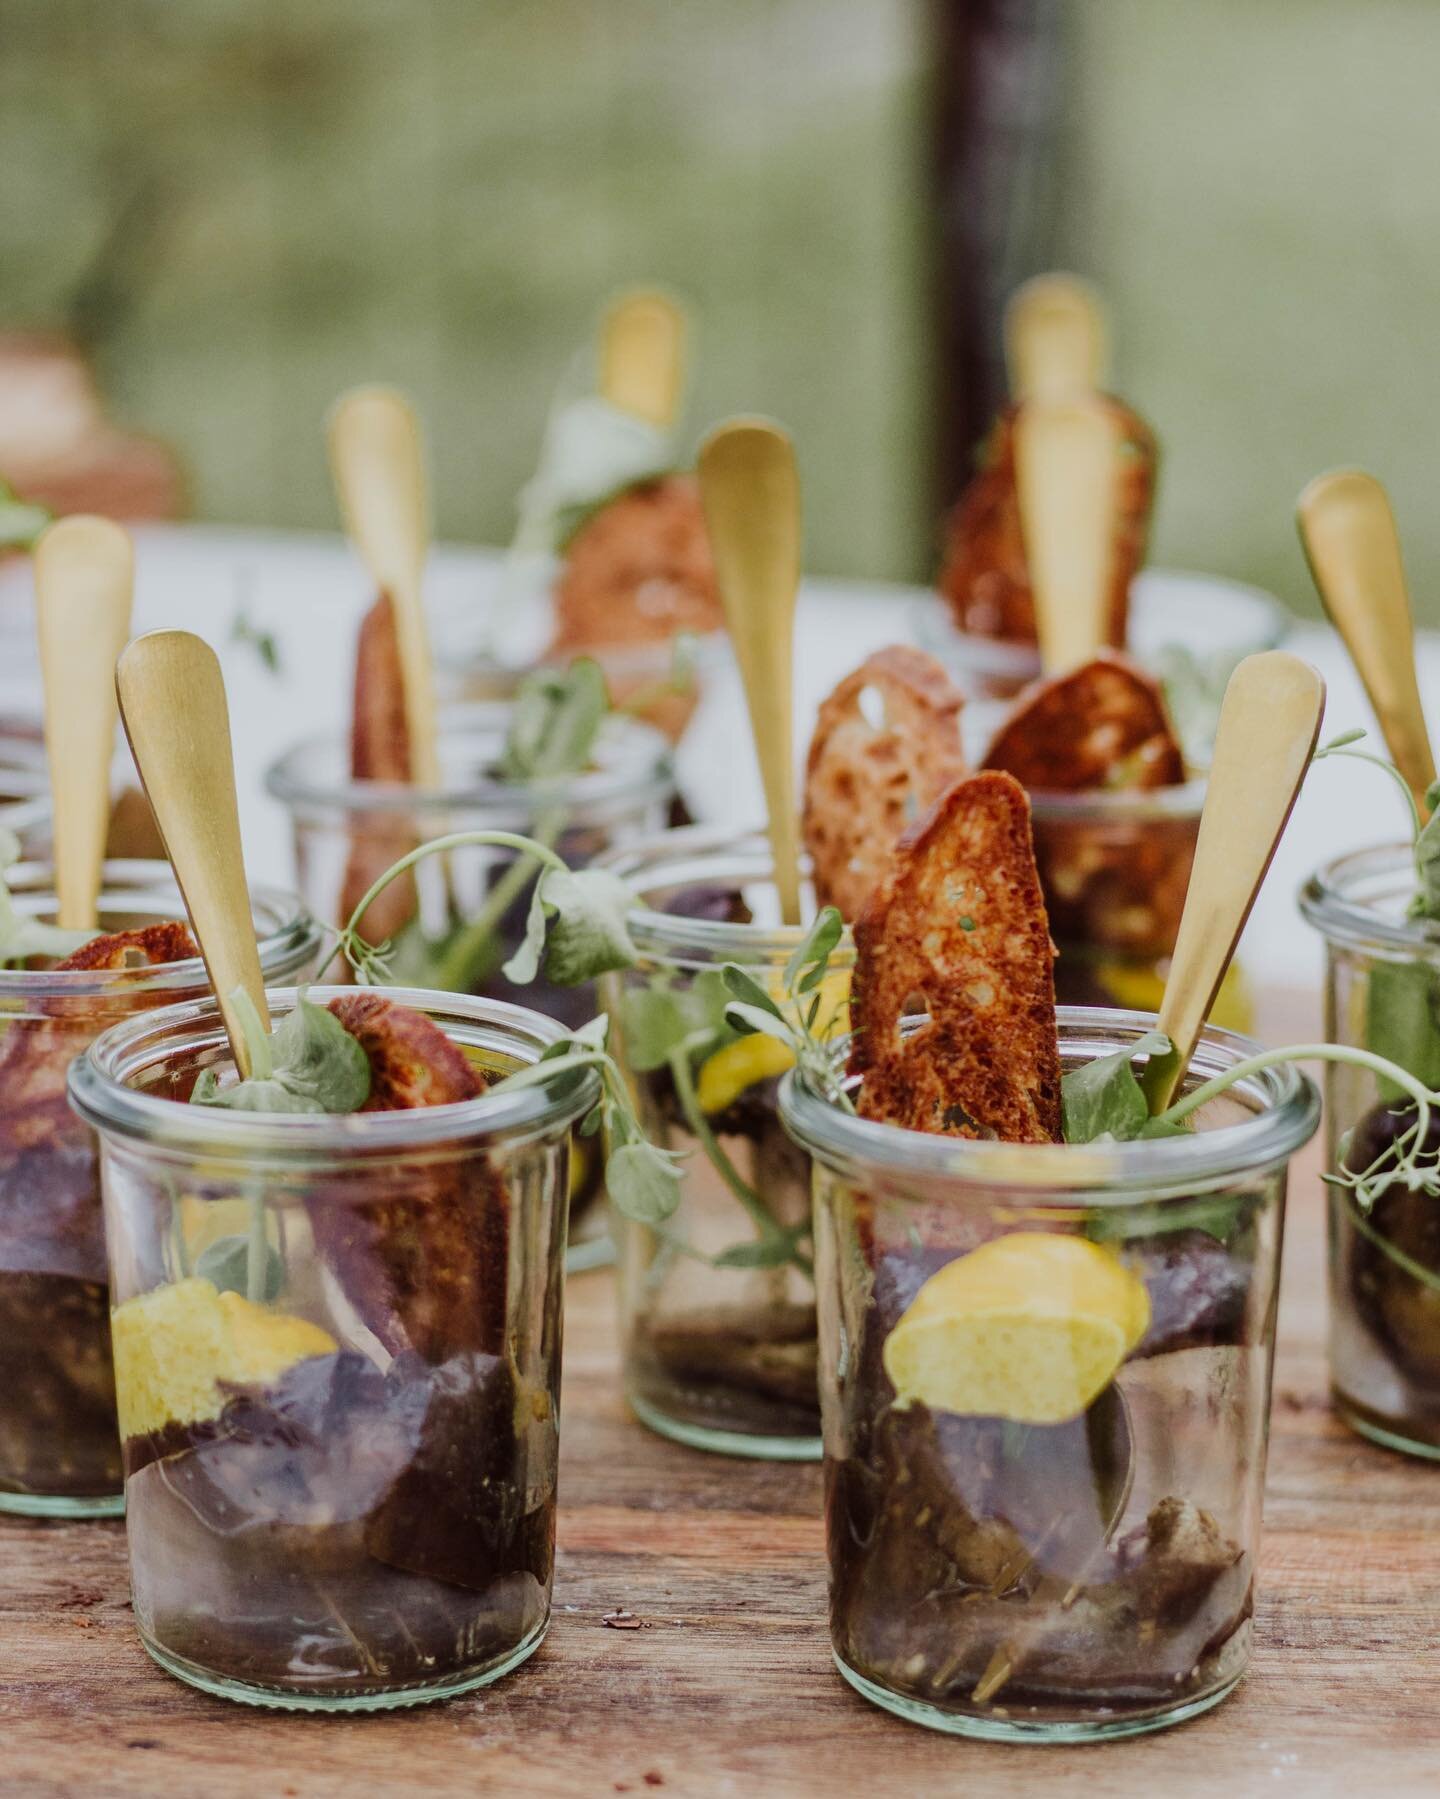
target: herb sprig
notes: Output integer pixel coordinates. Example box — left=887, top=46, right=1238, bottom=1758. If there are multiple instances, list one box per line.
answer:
left=0, top=827, right=97, bottom=966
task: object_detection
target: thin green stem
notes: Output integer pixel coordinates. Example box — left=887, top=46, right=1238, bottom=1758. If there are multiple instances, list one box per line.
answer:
left=1345, top=1193, right=1440, bottom=1294
left=429, top=808, right=566, bottom=993
left=340, top=829, right=571, bottom=963
left=667, top=1036, right=812, bottom=1277
left=1159, top=1042, right=1432, bottom=1138
left=1315, top=744, right=1423, bottom=848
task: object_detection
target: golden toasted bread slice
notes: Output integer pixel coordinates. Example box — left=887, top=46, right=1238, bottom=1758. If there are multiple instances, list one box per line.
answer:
left=327, top=991, right=484, bottom=1110
left=981, top=651, right=1185, bottom=792
left=938, top=399, right=1157, bottom=646
left=803, top=646, right=968, bottom=920
left=849, top=771, right=1062, bottom=1143
left=312, top=994, right=504, bottom=1360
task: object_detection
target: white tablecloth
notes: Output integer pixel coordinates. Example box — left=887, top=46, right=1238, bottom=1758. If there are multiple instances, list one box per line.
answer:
left=0, top=522, right=1413, bottom=998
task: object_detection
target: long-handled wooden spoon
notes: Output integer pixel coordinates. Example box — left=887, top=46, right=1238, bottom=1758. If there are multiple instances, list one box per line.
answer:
left=698, top=419, right=803, bottom=925
left=116, top=630, right=268, bottom=1075
left=1141, top=650, right=1326, bottom=1112
left=328, top=386, right=441, bottom=789
left=1014, top=395, right=1122, bottom=674
left=33, top=516, right=134, bottom=930
left=1005, top=273, right=1107, bottom=403
left=1297, top=469, right=1435, bottom=812
left=600, top=288, right=687, bottom=429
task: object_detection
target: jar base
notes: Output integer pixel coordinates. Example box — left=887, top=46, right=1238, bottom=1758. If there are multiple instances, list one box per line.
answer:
left=832, top=1651, right=1242, bottom=1743
left=140, top=1614, right=548, bottom=1712
left=627, top=1390, right=820, bottom=1461
left=1333, top=1390, right=1440, bottom=1462
left=0, top=1490, right=124, bottom=1520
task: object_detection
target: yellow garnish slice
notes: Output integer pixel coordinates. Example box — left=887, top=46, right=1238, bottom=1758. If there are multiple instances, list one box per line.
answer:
left=112, top=1277, right=336, bottom=1440
left=882, top=1233, right=1150, bottom=1425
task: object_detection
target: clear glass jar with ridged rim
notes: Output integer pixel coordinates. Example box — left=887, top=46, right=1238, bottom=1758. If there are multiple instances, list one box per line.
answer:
left=69, top=985, right=597, bottom=1711
left=0, top=862, right=320, bottom=1518
left=779, top=1009, right=1318, bottom=1743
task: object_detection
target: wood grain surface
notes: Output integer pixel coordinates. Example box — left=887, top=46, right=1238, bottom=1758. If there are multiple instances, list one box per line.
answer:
left=2, top=997, right=1438, bottom=1797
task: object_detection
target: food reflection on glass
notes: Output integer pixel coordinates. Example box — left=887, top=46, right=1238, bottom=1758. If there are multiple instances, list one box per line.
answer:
left=70, top=985, right=595, bottom=1709
left=0, top=854, right=319, bottom=1515
left=773, top=768, right=1327, bottom=1738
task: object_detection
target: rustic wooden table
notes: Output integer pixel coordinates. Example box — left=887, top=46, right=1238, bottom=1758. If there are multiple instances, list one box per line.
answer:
left=3, top=1044, right=1439, bottom=1795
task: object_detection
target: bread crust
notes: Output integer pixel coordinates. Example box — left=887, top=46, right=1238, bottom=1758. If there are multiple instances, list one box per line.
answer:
left=938, top=399, right=1157, bottom=646
left=803, top=646, right=968, bottom=920
left=848, top=771, right=1062, bottom=1143
left=981, top=651, right=1185, bottom=792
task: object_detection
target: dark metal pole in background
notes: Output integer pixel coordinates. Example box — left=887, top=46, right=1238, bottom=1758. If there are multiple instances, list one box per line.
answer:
left=928, top=0, right=1065, bottom=525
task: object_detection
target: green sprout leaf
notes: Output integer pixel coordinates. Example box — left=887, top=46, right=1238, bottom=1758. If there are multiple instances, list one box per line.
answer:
left=1061, top=1031, right=1187, bottom=1144
left=0, top=478, right=51, bottom=551
left=619, top=968, right=735, bottom=1072
left=1411, top=778, right=1440, bottom=921
left=192, top=989, right=371, bottom=1115
left=499, top=658, right=608, bottom=782
left=605, top=1139, right=685, bottom=1225
left=503, top=865, right=637, bottom=987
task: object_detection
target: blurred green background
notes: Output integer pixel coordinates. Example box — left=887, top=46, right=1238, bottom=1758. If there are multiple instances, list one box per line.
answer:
left=2, top=1, right=1439, bottom=617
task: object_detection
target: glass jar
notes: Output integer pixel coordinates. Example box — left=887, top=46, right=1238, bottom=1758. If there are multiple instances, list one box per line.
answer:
left=1299, top=843, right=1440, bottom=1458
left=913, top=567, right=1288, bottom=724
left=780, top=1009, right=1318, bottom=1743
left=266, top=701, right=675, bottom=1271
left=0, top=724, right=52, bottom=853
left=0, top=863, right=319, bottom=1518
left=598, top=826, right=851, bottom=1459
left=69, top=985, right=595, bottom=1712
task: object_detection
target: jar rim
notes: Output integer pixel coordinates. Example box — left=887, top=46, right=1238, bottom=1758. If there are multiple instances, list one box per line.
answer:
left=0, top=861, right=320, bottom=996
left=1298, top=841, right=1440, bottom=960
left=779, top=1007, right=1319, bottom=1199
left=597, top=822, right=857, bottom=966
left=68, top=985, right=601, bottom=1159
left=264, top=701, right=674, bottom=826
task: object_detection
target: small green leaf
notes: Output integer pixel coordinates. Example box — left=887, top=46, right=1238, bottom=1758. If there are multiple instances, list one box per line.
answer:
left=195, top=1234, right=283, bottom=1301
left=0, top=478, right=51, bottom=551
left=721, top=965, right=783, bottom=1020
left=725, top=1002, right=799, bottom=1047
left=499, top=659, right=608, bottom=782
left=191, top=990, right=371, bottom=1115
left=784, top=906, right=843, bottom=993
left=501, top=866, right=637, bottom=988
left=1062, top=1031, right=1173, bottom=1144
left=505, top=881, right=549, bottom=985
left=606, top=1140, right=684, bottom=1224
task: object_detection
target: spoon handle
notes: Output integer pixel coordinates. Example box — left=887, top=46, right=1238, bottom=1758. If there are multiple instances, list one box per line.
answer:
left=328, top=386, right=441, bottom=788
left=1014, top=397, right=1120, bottom=673
left=116, top=630, right=268, bottom=1072
left=698, top=419, right=803, bottom=926
left=1005, top=273, right=1107, bottom=402
left=33, top=516, right=134, bottom=930
left=1143, top=650, right=1326, bottom=1111
left=600, top=289, right=687, bottom=428
left=1298, top=469, right=1435, bottom=809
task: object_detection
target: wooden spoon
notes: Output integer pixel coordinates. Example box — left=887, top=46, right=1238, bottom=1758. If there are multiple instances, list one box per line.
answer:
left=1141, top=650, right=1326, bottom=1112
left=33, top=516, right=134, bottom=930
left=1005, top=273, right=1107, bottom=402
left=600, top=288, right=687, bottom=429
left=1297, top=469, right=1435, bottom=811
left=1014, top=396, right=1121, bottom=674
left=116, top=630, right=268, bottom=1075
left=327, top=386, right=441, bottom=789
left=698, top=419, right=803, bottom=925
